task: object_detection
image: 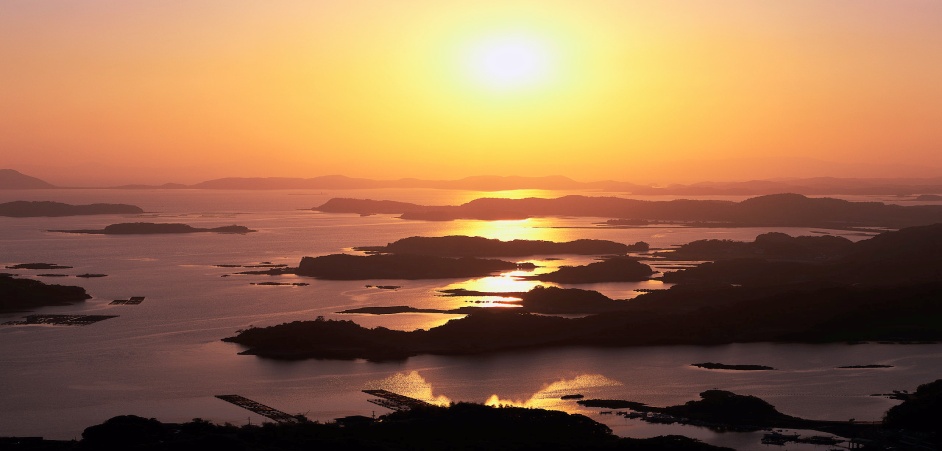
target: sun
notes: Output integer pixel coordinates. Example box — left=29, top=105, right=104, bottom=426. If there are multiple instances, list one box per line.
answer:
left=464, top=33, right=555, bottom=92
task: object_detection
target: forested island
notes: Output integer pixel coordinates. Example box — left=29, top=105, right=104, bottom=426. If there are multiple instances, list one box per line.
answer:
left=0, top=274, right=91, bottom=312
left=240, top=253, right=534, bottom=280
left=0, top=201, right=143, bottom=217
left=314, top=193, right=942, bottom=228
left=52, top=223, right=255, bottom=235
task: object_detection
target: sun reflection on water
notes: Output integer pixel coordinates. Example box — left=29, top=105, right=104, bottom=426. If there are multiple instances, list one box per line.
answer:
left=366, top=371, right=452, bottom=406
left=446, top=218, right=566, bottom=242
left=485, top=374, right=623, bottom=411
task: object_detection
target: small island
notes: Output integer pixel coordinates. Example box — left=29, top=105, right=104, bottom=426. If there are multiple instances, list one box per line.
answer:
left=0, top=200, right=143, bottom=217
left=51, top=222, right=256, bottom=235
left=691, top=362, right=775, bottom=371
left=0, top=273, right=91, bottom=312
left=837, top=364, right=893, bottom=369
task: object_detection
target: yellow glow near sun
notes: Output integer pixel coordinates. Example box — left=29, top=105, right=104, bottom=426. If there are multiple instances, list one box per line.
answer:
left=465, top=33, right=555, bottom=91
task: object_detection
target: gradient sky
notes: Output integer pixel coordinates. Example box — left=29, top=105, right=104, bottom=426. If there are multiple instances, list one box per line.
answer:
left=3, top=1, right=942, bottom=185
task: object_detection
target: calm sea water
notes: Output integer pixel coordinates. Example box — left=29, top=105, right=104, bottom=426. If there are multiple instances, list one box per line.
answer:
left=1, top=189, right=939, bottom=449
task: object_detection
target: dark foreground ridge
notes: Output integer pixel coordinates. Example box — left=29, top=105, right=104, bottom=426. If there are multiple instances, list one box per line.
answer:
left=0, top=274, right=91, bottom=312
left=2, top=403, right=728, bottom=451
left=226, top=224, right=942, bottom=360
left=51, top=222, right=255, bottom=235
left=355, top=235, right=649, bottom=257
left=315, top=193, right=942, bottom=228
left=0, top=201, right=143, bottom=217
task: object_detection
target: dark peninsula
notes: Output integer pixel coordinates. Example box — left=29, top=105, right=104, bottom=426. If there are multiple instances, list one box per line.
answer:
left=355, top=235, right=648, bottom=257
left=52, top=222, right=255, bottom=234
left=315, top=193, right=942, bottom=229
left=578, top=383, right=942, bottom=448
left=0, top=200, right=143, bottom=217
left=0, top=274, right=91, bottom=312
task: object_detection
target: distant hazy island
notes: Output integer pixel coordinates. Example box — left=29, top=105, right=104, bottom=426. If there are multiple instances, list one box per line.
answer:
left=226, top=224, right=942, bottom=360
left=315, top=193, right=942, bottom=229
left=7, top=168, right=942, bottom=196
left=355, top=235, right=649, bottom=257
left=0, top=201, right=143, bottom=217
left=0, top=274, right=91, bottom=312
left=51, top=222, right=255, bottom=235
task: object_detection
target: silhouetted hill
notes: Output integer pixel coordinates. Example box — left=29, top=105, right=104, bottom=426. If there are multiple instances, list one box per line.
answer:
left=0, top=169, right=55, bottom=189
left=355, top=235, right=647, bottom=257
left=316, top=194, right=942, bottom=228
left=883, top=379, right=942, bottom=441
left=0, top=201, right=142, bottom=217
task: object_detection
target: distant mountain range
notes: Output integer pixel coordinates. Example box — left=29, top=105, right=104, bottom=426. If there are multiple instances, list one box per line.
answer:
left=3, top=168, right=942, bottom=196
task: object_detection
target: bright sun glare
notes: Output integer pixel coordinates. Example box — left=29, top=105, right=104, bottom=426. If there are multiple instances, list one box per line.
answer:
left=465, top=33, right=554, bottom=91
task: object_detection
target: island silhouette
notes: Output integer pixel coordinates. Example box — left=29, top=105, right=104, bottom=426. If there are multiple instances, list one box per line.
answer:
left=314, top=193, right=942, bottom=229
left=225, top=224, right=942, bottom=360
left=52, top=223, right=256, bottom=235
left=0, top=201, right=143, bottom=217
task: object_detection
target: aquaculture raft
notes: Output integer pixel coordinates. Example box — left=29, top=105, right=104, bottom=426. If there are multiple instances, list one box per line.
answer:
left=110, top=296, right=145, bottom=305
left=1, top=314, right=118, bottom=326
left=363, top=389, right=433, bottom=411
left=215, top=395, right=301, bottom=424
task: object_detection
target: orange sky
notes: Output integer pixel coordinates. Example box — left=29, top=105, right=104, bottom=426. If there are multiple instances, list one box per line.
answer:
left=2, top=1, right=941, bottom=186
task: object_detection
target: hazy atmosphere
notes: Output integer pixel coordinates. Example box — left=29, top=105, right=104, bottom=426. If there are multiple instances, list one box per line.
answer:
left=4, top=3, right=942, bottom=451
left=3, top=1, right=942, bottom=185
